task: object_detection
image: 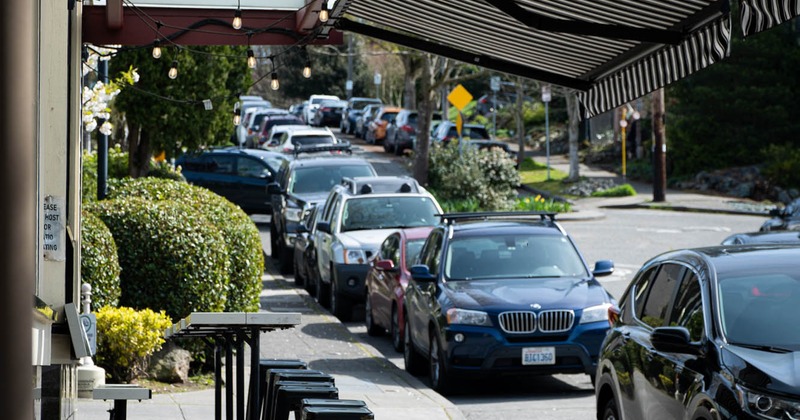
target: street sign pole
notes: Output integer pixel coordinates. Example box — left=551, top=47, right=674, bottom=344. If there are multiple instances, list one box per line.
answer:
left=542, top=84, right=552, bottom=180
left=490, top=76, right=500, bottom=136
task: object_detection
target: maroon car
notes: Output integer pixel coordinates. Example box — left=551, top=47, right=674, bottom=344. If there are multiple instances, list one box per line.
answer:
left=364, top=226, right=433, bottom=352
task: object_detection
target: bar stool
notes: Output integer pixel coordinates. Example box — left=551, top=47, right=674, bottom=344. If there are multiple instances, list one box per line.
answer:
left=271, top=384, right=338, bottom=420
left=262, top=370, right=331, bottom=420
left=300, top=406, right=374, bottom=420
left=297, top=399, right=367, bottom=420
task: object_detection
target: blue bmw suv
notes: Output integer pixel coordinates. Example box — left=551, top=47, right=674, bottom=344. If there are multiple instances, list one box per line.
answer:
left=402, top=212, right=616, bottom=394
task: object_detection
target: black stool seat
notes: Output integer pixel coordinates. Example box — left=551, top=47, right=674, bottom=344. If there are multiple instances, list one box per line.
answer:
left=300, top=406, right=374, bottom=420
left=300, top=399, right=366, bottom=409
left=271, top=385, right=339, bottom=420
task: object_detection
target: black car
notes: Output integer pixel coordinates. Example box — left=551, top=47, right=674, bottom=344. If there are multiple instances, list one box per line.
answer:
left=385, top=110, right=443, bottom=156
left=176, top=147, right=288, bottom=214
left=292, top=204, right=321, bottom=292
left=341, top=97, right=382, bottom=135
left=311, top=99, right=348, bottom=127
left=267, top=144, right=377, bottom=273
left=595, top=245, right=800, bottom=420
left=760, top=197, right=800, bottom=231
left=403, top=212, right=616, bottom=394
left=721, top=230, right=800, bottom=245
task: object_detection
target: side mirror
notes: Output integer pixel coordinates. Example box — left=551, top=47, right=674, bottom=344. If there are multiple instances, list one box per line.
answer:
left=592, top=260, right=615, bottom=277
left=410, top=264, right=436, bottom=282
left=651, top=327, right=701, bottom=355
left=316, top=221, right=332, bottom=234
left=375, top=259, right=396, bottom=271
left=267, top=182, right=283, bottom=194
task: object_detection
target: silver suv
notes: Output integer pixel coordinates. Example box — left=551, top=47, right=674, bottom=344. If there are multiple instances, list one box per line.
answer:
left=311, top=176, right=443, bottom=321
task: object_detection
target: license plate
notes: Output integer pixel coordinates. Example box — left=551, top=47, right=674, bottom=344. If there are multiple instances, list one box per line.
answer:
left=522, top=347, right=555, bottom=365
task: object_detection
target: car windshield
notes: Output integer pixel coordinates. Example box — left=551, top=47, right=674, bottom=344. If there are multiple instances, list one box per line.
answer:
left=292, top=135, right=335, bottom=146
left=289, top=165, right=374, bottom=194
left=718, top=271, right=800, bottom=350
left=381, top=112, right=398, bottom=122
left=341, top=197, right=439, bottom=232
left=444, top=234, right=589, bottom=280
left=405, top=239, right=426, bottom=271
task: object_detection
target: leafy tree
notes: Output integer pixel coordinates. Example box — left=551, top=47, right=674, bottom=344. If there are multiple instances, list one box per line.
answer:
left=110, top=46, right=250, bottom=176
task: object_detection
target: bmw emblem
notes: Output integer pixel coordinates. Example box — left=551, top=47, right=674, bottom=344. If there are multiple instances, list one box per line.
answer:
left=530, top=303, right=541, bottom=310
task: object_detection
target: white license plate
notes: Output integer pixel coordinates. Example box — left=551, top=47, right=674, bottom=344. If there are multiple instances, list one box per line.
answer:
left=522, top=347, right=556, bottom=365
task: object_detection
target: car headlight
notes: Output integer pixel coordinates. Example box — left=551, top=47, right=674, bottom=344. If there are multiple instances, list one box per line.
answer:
left=736, top=384, right=800, bottom=420
left=285, top=207, right=304, bottom=223
left=343, top=249, right=367, bottom=264
left=580, top=303, right=612, bottom=324
left=446, top=308, right=491, bottom=326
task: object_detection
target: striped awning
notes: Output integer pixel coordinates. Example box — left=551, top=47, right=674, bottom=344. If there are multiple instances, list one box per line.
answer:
left=328, top=0, right=797, bottom=117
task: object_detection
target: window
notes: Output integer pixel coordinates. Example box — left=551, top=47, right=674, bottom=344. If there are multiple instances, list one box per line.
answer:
left=638, top=264, right=684, bottom=328
left=629, top=266, right=658, bottom=323
left=405, top=239, right=426, bottom=270
left=379, top=234, right=400, bottom=267
left=419, top=230, right=444, bottom=276
left=669, top=272, right=704, bottom=342
left=210, top=156, right=235, bottom=174
left=237, top=157, right=266, bottom=178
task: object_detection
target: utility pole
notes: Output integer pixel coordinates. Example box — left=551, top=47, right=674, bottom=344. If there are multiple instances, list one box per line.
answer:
left=97, top=58, right=109, bottom=200
left=346, top=34, right=353, bottom=99
left=652, top=88, right=666, bottom=202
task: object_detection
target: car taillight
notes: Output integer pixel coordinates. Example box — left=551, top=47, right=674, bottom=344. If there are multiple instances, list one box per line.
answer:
left=320, top=107, right=331, bottom=112
left=401, top=125, right=414, bottom=133
left=282, top=147, right=292, bottom=153
left=608, top=305, right=620, bottom=327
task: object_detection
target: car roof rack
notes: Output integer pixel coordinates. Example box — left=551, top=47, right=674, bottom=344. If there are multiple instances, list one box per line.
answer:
left=340, top=176, right=420, bottom=195
left=293, top=142, right=352, bottom=157
left=438, top=211, right=557, bottom=225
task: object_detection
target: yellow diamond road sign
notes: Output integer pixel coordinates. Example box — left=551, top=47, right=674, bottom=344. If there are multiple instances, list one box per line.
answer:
left=447, top=84, right=473, bottom=111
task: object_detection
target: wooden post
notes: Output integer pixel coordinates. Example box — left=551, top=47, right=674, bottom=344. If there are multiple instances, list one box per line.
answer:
left=652, top=89, right=666, bottom=202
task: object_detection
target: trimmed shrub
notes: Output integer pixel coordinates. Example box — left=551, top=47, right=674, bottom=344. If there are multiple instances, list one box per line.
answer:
left=108, top=178, right=263, bottom=312
left=591, top=184, right=637, bottom=197
left=80, top=210, right=122, bottom=310
left=428, top=142, right=520, bottom=211
left=95, top=306, right=172, bottom=382
left=87, top=197, right=229, bottom=320
left=762, top=143, right=800, bottom=191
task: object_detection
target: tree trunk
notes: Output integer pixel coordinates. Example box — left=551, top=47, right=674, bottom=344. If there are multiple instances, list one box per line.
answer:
left=515, top=77, right=525, bottom=169
left=401, top=55, right=420, bottom=109
left=128, top=123, right=151, bottom=178
left=566, top=92, right=581, bottom=181
left=413, top=56, right=433, bottom=185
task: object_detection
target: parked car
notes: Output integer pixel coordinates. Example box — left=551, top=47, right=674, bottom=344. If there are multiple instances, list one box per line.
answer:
left=431, top=121, right=491, bottom=143
left=403, top=211, right=616, bottom=394
left=267, top=127, right=338, bottom=154
left=341, top=97, right=383, bottom=135
left=292, top=204, right=322, bottom=290
left=465, top=139, right=518, bottom=162
left=312, top=176, right=443, bottom=321
left=245, top=108, right=291, bottom=148
left=304, top=94, right=340, bottom=125
left=365, top=106, right=402, bottom=145
left=288, top=101, right=307, bottom=119
left=355, top=104, right=382, bottom=139
left=365, top=226, right=434, bottom=352
left=260, top=124, right=311, bottom=150
left=267, top=145, right=377, bottom=273
left=385, top=110, right=443, bottom=155
left=176, top=147, right=288, bottom=214
left=721, top=230, right=800, bottom=245
left=253, top=114, right=304, bottom=148
left=760, top=197, right=800, bottom=231
left=595, top=244, right=800, bottom=420
left=311, top=99, right=348, bottom=127
left=235, top=99, right=272, bottom=146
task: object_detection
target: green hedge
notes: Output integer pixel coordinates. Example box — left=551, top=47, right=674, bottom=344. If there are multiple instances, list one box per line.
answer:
left=86, top=197, right=229, bottom=320
left=80, top=210, right=122, bottom=310
left=108, top=178, right=264, bottom=312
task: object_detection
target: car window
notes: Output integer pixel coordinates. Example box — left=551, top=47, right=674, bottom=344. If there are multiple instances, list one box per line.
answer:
left=466, top=127, right=489, bottom=139
left=209, top=156, right=235, bottom=174
left=379, top=234, right=400, bottom=266
left=320, top=192, right=340, bottom=224
left=291, top=135, right=335, bottom=146
left=419, top=230, right=444, bottom=276
left=638, top=263, right=684, bottom=328
left=668, top=272, right=704, bottom=342
left=237, top=157, right=267, bottom=178
left=405, top=238, right=426, bottom=270
left=381, top=112, right=398, bottom=122
left=340, top=196, right=439, bottom=232
left=444, top=234, right=588, bottom=280
left=407, top=113, right=418, bottom=125
left=629, top=266, right=658, bottom=323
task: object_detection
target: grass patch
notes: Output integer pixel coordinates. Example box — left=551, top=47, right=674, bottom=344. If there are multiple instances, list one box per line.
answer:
left=518, top=158, right=571, bottom=196
left=591, top=184, right=637, bottom=197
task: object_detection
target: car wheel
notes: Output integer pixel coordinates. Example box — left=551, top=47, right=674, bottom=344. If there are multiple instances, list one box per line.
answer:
left=365, top=292, right=384, bottom=336
left=692, top=407, right=714, bottom=420
left=403, top=316, right=426, bottom=376
left=293, top=257, right=304, bottom=286
left=278, top=245, right=293, bottom=275
left=383, top=137, right=393, bottom=153
left=394, top=140, right=404, bottom=156
left=429, top=330, right=454, bottom=395
left=304, top=267, right=316, bottom=296
left=318, top=278, right=331, bottom=308
left=270, top=225, right=280, bottom=258
left=599, top=396, right=620, bottom=420
left=391, top=306, right=403, bottom=352
left=330, top=275, right=353, bottom=321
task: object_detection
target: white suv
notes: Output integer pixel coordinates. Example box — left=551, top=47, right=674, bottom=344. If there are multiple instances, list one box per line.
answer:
left=266, top=127, right=338, bottom=154
left=311, top=176, right=443, bottom=321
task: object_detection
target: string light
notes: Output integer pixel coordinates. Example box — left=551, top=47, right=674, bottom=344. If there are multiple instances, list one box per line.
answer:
left=168, top=60, right=178, bottom=79
left=319, top=1, right=329, bottom=23
left=152, top=39, right=162, bottom=59
left=270, top=58, right=280, bottom=90
left=232, top=0, right=242, bottom=29
left=302, top=59, right=312, bottom=78
left=247, top=49, right=256, bottom=68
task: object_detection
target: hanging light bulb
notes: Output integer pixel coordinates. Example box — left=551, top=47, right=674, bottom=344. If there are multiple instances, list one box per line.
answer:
left=270, top=71, right=280, bottom=90
left=152, top=40, right=162, bottom=59
left=302, top=59, right=312, bottom=78
left=247, top=49, right=257, bottom=69
left=168, top=60, right=178, bottom=79
left=232, top=9, right=242, bottom=30
left=319, top=1, right=329, bottom=23
left=233, top=108, right=241, bottom=126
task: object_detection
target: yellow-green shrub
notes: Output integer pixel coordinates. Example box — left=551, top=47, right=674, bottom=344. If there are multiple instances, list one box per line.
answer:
left=95, top=306, right=172, bottom=382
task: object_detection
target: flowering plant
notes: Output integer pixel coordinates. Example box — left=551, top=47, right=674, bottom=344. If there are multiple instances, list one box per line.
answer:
left=82, top=45, right=138, bottom=135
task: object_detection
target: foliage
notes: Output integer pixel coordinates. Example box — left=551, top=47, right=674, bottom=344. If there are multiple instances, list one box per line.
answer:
left=86, top=197, right=229, bottom=321
left=95, top=306, right=172, bottom=383
left=80, top=210, right=121, bottom=310
left=82, top=45, right=139, bottom=135
left=761, top=143, right=800, bottom=191
left=109, top=46, right=250, bottom=157
left=433, top=196, right=482, bottom=213
left=428, top=142, right=519, bottom=210
left=515, top=194, right=572, bottom=213
left=591, top=184, right=637, bottom=197
left=107, top=178, right=264, bottom=312
left=667, top=20, right=800, bottom=179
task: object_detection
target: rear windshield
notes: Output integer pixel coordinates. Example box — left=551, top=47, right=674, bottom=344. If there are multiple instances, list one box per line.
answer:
left=381, top=112, right=398, bottom=122
left=289, top=165, right=374, bottom=194
left=405, top=239, right=426, bottom=270
left=341, top=197, right=439, bottom=232
left=292, top=135, right=335, bottom=146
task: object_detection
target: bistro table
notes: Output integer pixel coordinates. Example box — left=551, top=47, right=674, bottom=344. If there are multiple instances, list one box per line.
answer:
left=164, top=312, right=301, bottom=420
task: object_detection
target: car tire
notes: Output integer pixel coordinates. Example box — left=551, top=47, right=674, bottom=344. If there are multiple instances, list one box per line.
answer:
left=429, top=330, right=454, bottom=395
left=692, top=407, right=714, bottom=420
left=293, top=257, right=304, bottom=286
left=391, top=306, right=403, bottom=352
left=365, top=292, right=384, bottom=336
left=383, top=138, right=393, bottom=153
left=277, top=244, right=293, bottom=275
left=330, top=274, right=353, bottom=321
left=304, top=268, right=317, bottom=296
left=403, top=316, right=426, bottom=376
left=318, top=278, right=331, bottom=308
left=394, top=140, right=404, bottom=156
left=599, top=396, right=620, bottom=420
